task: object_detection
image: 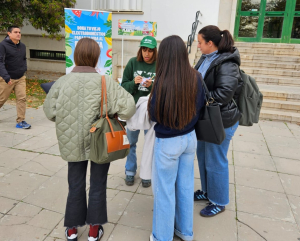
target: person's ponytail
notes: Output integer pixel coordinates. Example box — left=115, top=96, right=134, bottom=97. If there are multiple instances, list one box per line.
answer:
left=218, top=29, right=234, bottom=53
left=198, top=26, right=234, bottom=54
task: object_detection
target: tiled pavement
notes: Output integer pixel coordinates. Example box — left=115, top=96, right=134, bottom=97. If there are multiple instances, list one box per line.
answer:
left=0, top=104, right=300, bottom=241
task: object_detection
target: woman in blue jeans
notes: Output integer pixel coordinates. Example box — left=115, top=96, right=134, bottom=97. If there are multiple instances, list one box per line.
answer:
left=194, top=25, right=243, bottom=217
left=148, top=35, right=205, bottom=241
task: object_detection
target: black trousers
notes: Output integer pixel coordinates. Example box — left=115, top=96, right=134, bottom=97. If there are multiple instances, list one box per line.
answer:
left=64, top=161, right=110, bottom=228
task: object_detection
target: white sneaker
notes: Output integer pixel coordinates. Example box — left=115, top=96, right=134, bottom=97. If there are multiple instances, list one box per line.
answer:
left=149, top=233, right=154, bottom=241
left=88, top=225, right=104, bottom=241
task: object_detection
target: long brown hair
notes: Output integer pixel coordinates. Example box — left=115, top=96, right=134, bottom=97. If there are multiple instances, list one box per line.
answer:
left=199, top=25, right=234, bottom=53
left=74, top=38, right=100, bottom=67
left=148, top=35, right=198, bottom=130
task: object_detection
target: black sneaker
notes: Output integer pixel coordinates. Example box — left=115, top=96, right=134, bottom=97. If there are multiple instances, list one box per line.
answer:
left=125, top=175, right=134, bottom=186
left=200, top=202, right=225, bottom=217
left=88, top=225, right=104, bottom=241
left=194, top=190, right=208, bottom=201
left=142, top=179, right=151, bottom=188
left=65, top=228, right=78, bottom=241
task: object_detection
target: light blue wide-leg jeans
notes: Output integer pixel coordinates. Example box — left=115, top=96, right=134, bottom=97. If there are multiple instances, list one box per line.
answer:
left=152, top=131, right=196, bottom=241
left=125, top=128, right=147, bottom=176
left=196, top=121, right=239, bottom=206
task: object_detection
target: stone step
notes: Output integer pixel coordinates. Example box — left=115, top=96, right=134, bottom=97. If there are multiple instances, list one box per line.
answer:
left=243, top=67, right=300, bottom=78
left=260, top=109, right=300, bottom=123
left=262, top=99, right=300, bottom=112
left=241, top=60, right=300, bottom=71
left=235, top=42, right=300, bottom=51
left=259, top=84, right=300, bottom=101
left=241, top=54, right=300, bottom=63
left=253, top=75, right=300, bottom=86
left=239, top=48, right=300, bottom=56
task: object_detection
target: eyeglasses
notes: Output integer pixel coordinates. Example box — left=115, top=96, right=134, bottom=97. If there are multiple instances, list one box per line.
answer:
left=142, top=47, right=154, bottom=53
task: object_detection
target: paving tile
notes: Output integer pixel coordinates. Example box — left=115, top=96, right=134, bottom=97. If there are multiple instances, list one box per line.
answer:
left=279, top=173, right=300, bottom=196
left=227, top=150, right=233, bottom=165
left=236, top=185, right=295, bottom=222
left=136, top=182, right=153, bottom=196
left=0, top=145, right=9, bottom=154
left=194, top=160, right=200, bottom=179
left=229, top=164, right=235, bottom=184
left=13, top=135, right=58, bottom=152
left=264, top=135, right=300, bottom=148
left=8, top=202, right=41, bottom=217
left=232, top=140, right=270, bottom=155
left=119, top=193, right=153, bottom=231
left=0, top=148, right=39, bottom=169
left=288, top=195, right=300, bottom=228
left=237, top=124, right=262, bottom=134
left=228, top=184, right=236, bottom=212
left=44, top=143, right=61, bottom=156
left=193, top=210, right=237, bottom=240
left=0, top=131, right=33, bottom=148
left=233, top=151, right=276, bottom=171
left=0, top=110, right=15, bottom=121
left=0, top=166, right=13, bottom=178
left=233, top=131, right=265, bottom=143
left=27, top=209, right=63, bottom=230
left=237, top=212, right=300, bottom=241
left=0, top=213, right=32, bottom=225
left=18, top=153, right=66, bottom=176
left=259, top=120, right=288, bottom=129
left=23, top=176, right=68, bottom=214
left=235, top=166, right=284, bottom=193
left=0, top=196, right=18, bottom=214
left=260, top=125, right=294, bottom=138
left=107, top=191, right=134, bottom=224
left=107, top=224, right=150, bottom=241
left=0, top=224, right=49, bottom=241
left=107, top=174, right=141, bottom=192
left=268, top=145, right=300, bottom=160
left=273, top=157, right=300, bottom=176
left=31, top=117, right=56, bottom=128
left=0, top=170, right=49, bottom=200
left=286, top=122, right=300, bottom=131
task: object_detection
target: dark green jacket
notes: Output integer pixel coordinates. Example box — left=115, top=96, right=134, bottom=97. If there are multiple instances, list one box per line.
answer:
left=121, top=57, right=156, bottom=103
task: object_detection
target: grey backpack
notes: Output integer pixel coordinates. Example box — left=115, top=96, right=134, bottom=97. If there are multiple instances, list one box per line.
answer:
left=235, top=70, right=263, bottom=126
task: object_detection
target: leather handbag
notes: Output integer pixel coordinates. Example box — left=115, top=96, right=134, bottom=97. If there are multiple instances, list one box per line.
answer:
left=195, top=77, right=225, bottom=145
left=89, top=76, right=130, bottom=164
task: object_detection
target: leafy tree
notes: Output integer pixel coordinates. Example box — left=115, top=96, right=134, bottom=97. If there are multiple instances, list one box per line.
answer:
left=0, top=0, right=76, bottom=39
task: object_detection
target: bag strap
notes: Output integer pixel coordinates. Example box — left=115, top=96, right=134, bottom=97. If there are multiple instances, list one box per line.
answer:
left=199, top=74, right=215, bottom=105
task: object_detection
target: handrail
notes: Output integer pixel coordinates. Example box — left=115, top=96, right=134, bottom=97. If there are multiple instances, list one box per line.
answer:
left=187, top=11, right=202, bottom=54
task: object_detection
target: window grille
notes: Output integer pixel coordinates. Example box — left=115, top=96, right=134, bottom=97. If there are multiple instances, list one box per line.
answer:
left=92, top=0, right=143, bottom=12
left=30, top=50, right=65, bottom=61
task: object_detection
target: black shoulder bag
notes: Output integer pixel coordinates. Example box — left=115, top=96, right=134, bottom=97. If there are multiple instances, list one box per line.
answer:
left=195, top=78, right=225, bottom=145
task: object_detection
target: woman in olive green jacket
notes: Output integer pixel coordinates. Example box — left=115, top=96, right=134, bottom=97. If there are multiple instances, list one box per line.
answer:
left=43, top=38, right=135, bottom=241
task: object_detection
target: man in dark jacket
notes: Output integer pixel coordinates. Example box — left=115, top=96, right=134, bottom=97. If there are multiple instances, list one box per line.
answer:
left=0, top=26, right=31, bottom=129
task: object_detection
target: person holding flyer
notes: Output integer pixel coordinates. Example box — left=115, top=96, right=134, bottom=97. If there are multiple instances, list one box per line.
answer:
left=121, top=36, right=157, bottom=187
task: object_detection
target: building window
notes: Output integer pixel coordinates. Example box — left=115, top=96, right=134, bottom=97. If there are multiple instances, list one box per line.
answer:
left=30, top=50, right=65, bottom=61
left=92, top=0, right=143, bottom=12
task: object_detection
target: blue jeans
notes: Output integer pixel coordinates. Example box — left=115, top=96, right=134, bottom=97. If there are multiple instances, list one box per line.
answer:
left=196, top=121, right=239, bottom=206
left=125, top=128, right=148, bottom=176
left=152, top=131, right=196, bottom=241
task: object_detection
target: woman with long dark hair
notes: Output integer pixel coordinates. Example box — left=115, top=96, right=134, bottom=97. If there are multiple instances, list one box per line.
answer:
left=194, top=25, right=242, bottom=217
left=148, top=35, right=204, bottom=241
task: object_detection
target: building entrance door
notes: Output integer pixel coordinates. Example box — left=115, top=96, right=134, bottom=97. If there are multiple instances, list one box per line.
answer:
left=234, top=0, right=300, bottom=43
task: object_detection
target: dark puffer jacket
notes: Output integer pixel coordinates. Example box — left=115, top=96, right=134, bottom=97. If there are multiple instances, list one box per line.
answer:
left=194, top=48, right=243, bottom=128
left=0, top=36, right=27, bottom=83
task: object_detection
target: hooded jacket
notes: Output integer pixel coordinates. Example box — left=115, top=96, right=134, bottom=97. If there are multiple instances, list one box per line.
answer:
left=194, top=48, right=243, bottom=128
left=0, top=36, right=27, bottom=83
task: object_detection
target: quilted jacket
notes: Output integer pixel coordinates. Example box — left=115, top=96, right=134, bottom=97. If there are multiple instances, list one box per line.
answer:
left=43, top=66, right=136, bottom=162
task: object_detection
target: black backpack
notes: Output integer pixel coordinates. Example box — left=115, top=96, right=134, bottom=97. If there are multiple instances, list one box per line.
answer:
left=235, top=70, right=263, bottom=126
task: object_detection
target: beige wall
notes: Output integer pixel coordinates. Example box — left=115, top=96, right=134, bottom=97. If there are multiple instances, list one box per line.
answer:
left=217, top=0, right=238, bottom=34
